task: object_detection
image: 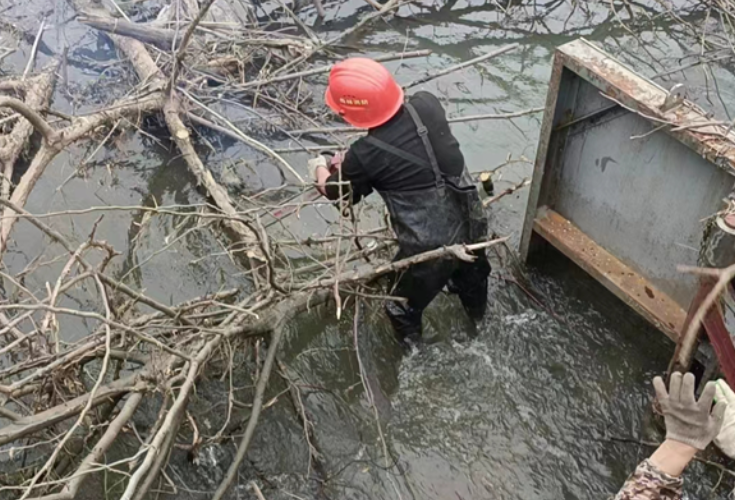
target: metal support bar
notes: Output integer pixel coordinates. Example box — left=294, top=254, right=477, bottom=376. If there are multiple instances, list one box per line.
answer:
left=533, top=207, right=686, bottom=341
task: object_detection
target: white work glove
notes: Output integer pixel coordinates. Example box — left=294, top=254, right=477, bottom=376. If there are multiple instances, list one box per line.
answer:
left=654, top=372, right=726, bottom=450
left=307, top=155, right=328, bottom=181
left=714, top=379, right=735, bottom=458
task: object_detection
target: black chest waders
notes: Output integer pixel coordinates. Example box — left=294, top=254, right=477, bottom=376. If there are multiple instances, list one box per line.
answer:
left=362, top=103, right=491, bottom=343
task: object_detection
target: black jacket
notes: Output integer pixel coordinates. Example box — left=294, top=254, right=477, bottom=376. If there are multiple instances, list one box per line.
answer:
left=325, top=91, right=465, bottom=202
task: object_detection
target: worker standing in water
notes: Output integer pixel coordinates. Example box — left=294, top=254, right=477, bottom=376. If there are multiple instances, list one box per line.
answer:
left=309, top=58, right=491, bottom=347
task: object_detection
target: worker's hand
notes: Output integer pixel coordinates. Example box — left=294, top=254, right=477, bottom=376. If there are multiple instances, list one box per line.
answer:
left=714, top=379, right=735, bottom=458
left=330, top=151, right=346, bottom=172
left=654, top=372, right=727, bottom=450
left=307, top=155, right=329, bottom=181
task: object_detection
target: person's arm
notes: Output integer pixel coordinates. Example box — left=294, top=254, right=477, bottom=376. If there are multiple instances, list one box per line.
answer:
left=613, top=455, right=685, bottom=500
left=614, top=372, right=726, bottom=500
left=319, top=149, right=373, bottom=204
left=648, top=440, right=698, bottom=476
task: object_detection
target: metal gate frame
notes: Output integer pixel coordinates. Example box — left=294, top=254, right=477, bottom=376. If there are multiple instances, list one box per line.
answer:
left=521, top=39, right=735, bottom=359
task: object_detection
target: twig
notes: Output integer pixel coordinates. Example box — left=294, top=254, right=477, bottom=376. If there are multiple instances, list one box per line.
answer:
left=41, top=242, right=90, bottom=353
left=274, top=0, right=318, bottom=42
left=22, top=19, right=45, bottom=80
left=168, top=0, right=217, bottom=92
left=119, top=341, right=212, bottom=500
left=18, top=274, right=114, bottom=500
left=212, top=324, right=287, bottom=500
left=183, top=96, right=305, bottom=184
left=482, top=178, right=530, bottom=207
left=675, top=262, right=735, bottom=369
left=250, top=482, right=268, bottom=500
left=0, top=198, right=185, bottom=318
left=447, top=107, right=544, bottom=124
left=288, top=107, right=544, bottom=136
left=236, top=50, right=431, bottom=90
left=352, top=299, right=400, bottom=498
left=270, top=0, right=408, bottom=77
left=303, top=238, right=508, bottom=290
left=653, top=53, right=733, bottom=79
left=0, top=303, right=194, bottom=365
left=26, top=392, right=144, bottom=500
left=278, top=361, right=320, bottom=474
left=404, top=44, right=518, bottom=88
left=128, top=391, right=184, bottom=500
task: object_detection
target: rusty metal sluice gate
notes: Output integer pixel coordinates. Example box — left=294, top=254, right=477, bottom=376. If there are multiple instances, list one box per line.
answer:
left=521, top=39, right=735, bottom=384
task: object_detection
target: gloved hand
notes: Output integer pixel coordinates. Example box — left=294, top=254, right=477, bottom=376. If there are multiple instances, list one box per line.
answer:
left=307, top=155, right=328, bottom=181
left=714, top=379, right=735, bottom=458
left=331, top=150, right=345, bottom=170
left=317, top=150, right=345, bottom=174
left=653, top=372, right=727, bottom=450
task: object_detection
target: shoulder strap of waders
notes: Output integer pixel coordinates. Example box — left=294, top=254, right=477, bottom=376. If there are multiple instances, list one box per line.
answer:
left=404, top=102, right=445, bottom=189
left=363, top=135, right=432, bottom=171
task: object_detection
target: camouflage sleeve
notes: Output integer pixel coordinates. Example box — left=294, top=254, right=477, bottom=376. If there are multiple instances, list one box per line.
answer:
left=614, top=459, right=683, bottom=500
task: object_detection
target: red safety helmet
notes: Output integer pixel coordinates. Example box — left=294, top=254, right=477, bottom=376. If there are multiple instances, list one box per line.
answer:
left=325, top=58, right=404, bottom=129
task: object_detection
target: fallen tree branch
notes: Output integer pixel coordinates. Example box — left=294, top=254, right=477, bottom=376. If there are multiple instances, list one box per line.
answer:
left=74, top=0, right=263, bottom=261
left=0, top=61, right=58, bottom=200
left=22, top=19, right=45, bottom=80
left=211, top=324, right=286, bottom=500
left=17, top=273, right=116, bottom=500
left=236, top=49, right=431, bottom=90
left=288, top=107, right=545, bottom=136
left=168, top=0, right=217, bottom=89
left=0, top=96, right=57, bottom=144
left=0, top=198, right=188, bottom=322
left=221, top=239, right=506, bottom=341
left=404, top=43, right=519, bottom=88
left=78, top=16, right=178, bottom=50
left=267, top=0, right=407, bottom=77
left=119, top=339, right=213, bottom=500
left=0, top=303, right=194, bottom=371
left=183, top=92, right=305, bottom=183
left=303, top=238, right=507, bottom=290
left=0, top=93, right=163, bottom=253
left=482, top=178, right=530, bottom=207
left=26, top=392, right=144, bottom=500
left=127, top=383, right=187, bottom=500
left=0, top=79, right=25, bottom=92
left=0, top=376, right=150, bottom=446
left=312, top=0, right=326, bottom=17
left=163, top=95, right=261, bottom=252
left=447, top=107, right=544, bottom=124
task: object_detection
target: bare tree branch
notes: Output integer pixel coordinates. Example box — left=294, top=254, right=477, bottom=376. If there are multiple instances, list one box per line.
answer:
left=0, top=97, right=57, bottom=144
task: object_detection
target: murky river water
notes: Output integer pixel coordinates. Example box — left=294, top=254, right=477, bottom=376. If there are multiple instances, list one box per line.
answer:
left=2, top=0, right=735, bottom=498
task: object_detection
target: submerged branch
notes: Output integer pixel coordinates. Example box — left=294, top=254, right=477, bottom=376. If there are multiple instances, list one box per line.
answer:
left=212, top=324, right=286, bottom=500
left=0, top=97, right=57, bottom=144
